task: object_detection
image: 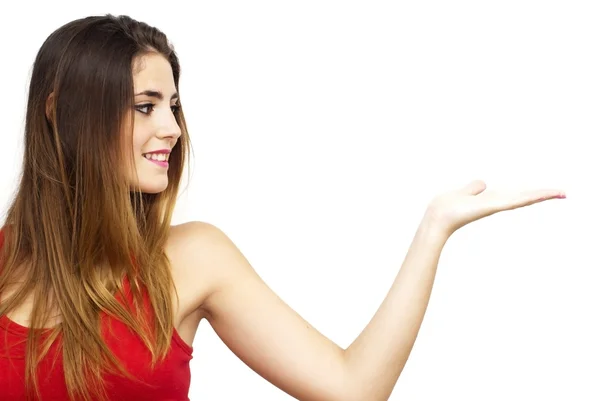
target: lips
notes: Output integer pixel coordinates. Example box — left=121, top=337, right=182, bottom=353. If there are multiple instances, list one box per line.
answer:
left=145, top=157, right=168, bottom=168
left=141, top=148, right=171, bottom=169
left=142, top=148, right=171, bottom=162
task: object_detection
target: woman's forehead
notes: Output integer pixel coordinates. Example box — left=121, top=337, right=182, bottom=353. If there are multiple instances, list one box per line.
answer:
left=132, top=53, right=176, bottom=94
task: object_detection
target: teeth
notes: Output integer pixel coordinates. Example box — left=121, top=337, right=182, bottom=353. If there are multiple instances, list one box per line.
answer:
left=143, top=153, right=169, bottom=162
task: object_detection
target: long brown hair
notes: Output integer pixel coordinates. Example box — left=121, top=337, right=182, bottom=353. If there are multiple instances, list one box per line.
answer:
left=0, top=14, right=191, bottom=401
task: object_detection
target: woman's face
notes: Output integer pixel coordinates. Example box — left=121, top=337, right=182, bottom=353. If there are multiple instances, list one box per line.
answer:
left=126, top=52, right=181, bottom=194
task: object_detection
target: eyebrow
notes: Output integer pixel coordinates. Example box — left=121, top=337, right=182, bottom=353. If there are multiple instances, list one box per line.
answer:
left=135, top=90, right=179, bottom=101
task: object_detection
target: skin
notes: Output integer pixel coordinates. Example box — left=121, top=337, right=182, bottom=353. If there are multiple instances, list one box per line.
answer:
left=137, top=53, right=568, bottom=401
left=127, top=53, right=181, bottom=194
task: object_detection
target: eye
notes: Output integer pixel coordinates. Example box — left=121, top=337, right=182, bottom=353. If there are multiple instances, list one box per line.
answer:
left=134, top=103, right=180, bottom=115
left=135, top=103, right=154, bottom=115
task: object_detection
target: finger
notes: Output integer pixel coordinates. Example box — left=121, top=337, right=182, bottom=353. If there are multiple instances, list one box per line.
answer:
left=482, top=189, right=564, bottom=213
left=510, top=189, right=567, bottom=209
left=530, top=189, right=566, bottom=202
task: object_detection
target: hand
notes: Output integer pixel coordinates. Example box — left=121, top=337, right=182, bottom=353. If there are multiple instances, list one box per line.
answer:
left=425, top=180, right=566, bottom=237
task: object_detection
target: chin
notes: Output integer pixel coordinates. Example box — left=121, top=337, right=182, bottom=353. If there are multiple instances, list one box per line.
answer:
left=130, top=178, right=169, bottom=194
left=127, top=162, right=171, bottom=193
left=139, top=182, right=169, bottom=194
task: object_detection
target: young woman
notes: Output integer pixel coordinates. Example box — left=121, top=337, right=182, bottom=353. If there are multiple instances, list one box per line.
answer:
left=0, top=14, right=566, bottom=401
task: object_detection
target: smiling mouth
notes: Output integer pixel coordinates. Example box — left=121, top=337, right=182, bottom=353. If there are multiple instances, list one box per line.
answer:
left=143, top=153, right=170, bottom=162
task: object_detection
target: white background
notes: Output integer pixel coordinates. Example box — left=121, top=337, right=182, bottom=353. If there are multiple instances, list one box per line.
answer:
left=1, top=1, right=599, bottom=400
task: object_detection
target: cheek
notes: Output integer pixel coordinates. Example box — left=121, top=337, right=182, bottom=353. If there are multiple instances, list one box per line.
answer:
left=122, top=132, right=146, bottom=176
left=131, top=122, right=151, bottom=155
left=121, top=115, right=143, bottom=160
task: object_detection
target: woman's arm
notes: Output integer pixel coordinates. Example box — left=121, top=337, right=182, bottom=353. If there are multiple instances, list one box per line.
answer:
left=175, top=217, right=445, bottom=401
left=173, top=181, right=564, bottom=401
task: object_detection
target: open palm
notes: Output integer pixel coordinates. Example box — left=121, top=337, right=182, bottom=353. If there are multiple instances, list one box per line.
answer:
left=427, top=180, right=567, bottom=236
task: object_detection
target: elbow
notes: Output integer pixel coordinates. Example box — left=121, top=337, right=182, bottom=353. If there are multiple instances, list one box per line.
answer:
left=335, top=373, right=394, bottom=401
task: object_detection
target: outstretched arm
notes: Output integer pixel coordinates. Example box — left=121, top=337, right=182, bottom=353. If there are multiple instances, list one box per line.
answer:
left=176, top=181, right=564, bottom=401
left=179, top=216, right=445, bottom=401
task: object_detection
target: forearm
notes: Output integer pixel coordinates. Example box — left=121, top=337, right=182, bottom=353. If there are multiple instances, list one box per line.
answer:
left=342, top=214, right=449, bottom=401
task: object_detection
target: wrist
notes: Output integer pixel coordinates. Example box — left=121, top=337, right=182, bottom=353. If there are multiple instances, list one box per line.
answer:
left=418, top=209, right=453, bottom=242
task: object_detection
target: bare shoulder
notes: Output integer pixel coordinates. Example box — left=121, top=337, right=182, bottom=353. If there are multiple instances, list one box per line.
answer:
left=164, top=221, right=247, bottom=319
left=163, top=222, right=350, bottom=401
left=165, top=221, right=220, bottom=259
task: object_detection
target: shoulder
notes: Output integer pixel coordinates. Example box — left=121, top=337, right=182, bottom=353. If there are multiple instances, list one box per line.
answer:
left=164, top=221, right=250, bottom=316
left=166, top=221, right=223, bottom=253
left=166, top=221, right=236, bottom=268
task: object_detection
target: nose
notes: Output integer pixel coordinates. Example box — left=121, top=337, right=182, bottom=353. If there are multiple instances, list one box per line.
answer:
left=156, top=109, right=182, bottom=141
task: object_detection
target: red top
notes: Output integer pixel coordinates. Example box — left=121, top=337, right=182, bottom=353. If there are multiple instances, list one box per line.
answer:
left=0, top=230, right=194, bottom=401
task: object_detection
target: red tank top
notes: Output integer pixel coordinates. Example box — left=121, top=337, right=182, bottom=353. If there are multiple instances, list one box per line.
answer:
left=0, top=230, right=194, bottom=401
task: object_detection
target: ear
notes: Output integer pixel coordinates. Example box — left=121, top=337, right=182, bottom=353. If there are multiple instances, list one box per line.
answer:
left=45, top=91, right=55, bottom=122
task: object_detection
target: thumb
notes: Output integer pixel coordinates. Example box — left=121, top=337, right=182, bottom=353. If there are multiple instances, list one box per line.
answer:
left=460, top=180, right=487, bottom=196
